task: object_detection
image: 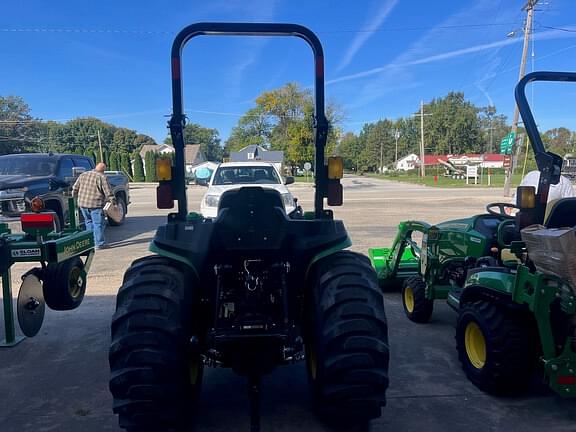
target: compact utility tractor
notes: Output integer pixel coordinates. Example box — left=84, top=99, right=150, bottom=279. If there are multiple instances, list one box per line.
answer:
left=1, top=196, right=94, bottom=346
left=369, top=71, right=576, bottom=398
left=109, top=23, right=389, bottom=431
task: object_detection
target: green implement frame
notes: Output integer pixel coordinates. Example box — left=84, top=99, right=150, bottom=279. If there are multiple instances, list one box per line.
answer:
left=0, top=197, right=95, bottom=347
left=368, top=221, right=427, bottom=288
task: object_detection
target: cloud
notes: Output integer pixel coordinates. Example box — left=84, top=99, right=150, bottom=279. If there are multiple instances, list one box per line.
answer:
left=336, top=0, right=399, bottom=71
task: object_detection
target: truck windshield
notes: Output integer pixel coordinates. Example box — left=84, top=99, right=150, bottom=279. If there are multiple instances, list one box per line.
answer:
left=0, top=157, right=56, bottom=176
left=213, top=165, right=281, bottom=185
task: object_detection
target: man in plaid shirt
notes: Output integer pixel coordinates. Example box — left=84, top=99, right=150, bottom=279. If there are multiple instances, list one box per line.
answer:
left=72, top=162, right=115, bottom=249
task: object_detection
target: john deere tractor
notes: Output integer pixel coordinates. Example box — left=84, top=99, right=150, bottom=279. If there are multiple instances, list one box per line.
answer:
left=370, top=71, right=576, bottom=398
left=109, top=23, right=389, bottom=431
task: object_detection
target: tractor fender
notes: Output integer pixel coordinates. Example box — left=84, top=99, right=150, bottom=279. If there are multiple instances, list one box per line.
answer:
left=149, top=241, right=199, bottom=279
left=461, top=269, right=517, bottom=307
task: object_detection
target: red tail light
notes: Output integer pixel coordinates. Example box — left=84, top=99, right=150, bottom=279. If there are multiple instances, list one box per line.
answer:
left=156, top=183, right=174, bottom=209
left=327, top=180, right=343, bottom=206
left=21, top=213, right=54, bottom=231
left=557, top=375, right=576, bottom=385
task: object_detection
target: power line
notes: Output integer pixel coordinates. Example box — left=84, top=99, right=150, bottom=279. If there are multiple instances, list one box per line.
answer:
left=0, top=22, right=523, bottom=37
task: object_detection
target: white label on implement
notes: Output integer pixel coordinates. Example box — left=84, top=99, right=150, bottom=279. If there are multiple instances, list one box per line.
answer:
left=11, top=248, right=41, bottom=258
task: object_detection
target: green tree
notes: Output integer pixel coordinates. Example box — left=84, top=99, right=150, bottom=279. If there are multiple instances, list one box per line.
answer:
left=0, top=95, right=41, bottom=154
left=133, top=152, right=145, bottom=182
left=120, top=152, right=133, bottom=178
left=108, top=151, right=118, bottom=171
left=224, top=83, right=343, bottom=167
left=424, top=92, right=482, bottom=155
left=144, top=151, right=157, bottom=182
left=337, top=132, right=361, bottom=170
left=164, top=124, right=222, bottom=161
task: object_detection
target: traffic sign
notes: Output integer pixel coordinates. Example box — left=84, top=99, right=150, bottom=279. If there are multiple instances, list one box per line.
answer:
left=304, top=162, right=312, bottom=171
left=503, top=155, right=512, bottom=169
left=499, top=132, right=515, bottom=155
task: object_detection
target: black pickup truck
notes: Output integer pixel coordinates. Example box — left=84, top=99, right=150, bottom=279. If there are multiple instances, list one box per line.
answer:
left=0, top=153, right=130, bottom=229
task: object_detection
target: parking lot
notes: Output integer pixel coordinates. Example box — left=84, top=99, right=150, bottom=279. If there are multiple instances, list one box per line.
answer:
left=1, top=176, right=575, bottom=431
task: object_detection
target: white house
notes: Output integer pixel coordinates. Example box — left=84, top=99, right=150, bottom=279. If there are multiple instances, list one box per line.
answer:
left=395, top=153, right=419, bottom=171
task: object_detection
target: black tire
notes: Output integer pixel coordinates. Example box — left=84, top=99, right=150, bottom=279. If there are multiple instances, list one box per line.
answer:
left=109, top=256, right=202, bottom=431
left=305, top=251, right=389, bottom=425
left=401, top=276, right=433, bottom=323
left=456, top=300, right=536, bottom=395
left=42, top=256, right=86, bottom=310
left=108, top=195, right=127, bottom=226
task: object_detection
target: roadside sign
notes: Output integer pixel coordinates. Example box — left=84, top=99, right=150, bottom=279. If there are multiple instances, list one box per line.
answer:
left=466, top=165, right=478, bottom=185
left=499, top=132, right=515, bottom=155
left=304, top=162, right=312, bottom=171
left=503, top=155, right=512, bottom=169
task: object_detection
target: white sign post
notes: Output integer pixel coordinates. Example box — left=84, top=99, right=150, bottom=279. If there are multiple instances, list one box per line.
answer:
left=466, top=165, right=478, bottom=185
left=304, top=162, right=312, bottom=183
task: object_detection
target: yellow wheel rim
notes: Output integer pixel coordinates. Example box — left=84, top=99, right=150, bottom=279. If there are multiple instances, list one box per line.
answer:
left=189, top=356, right=200, bottom=385
left=306, top=343, right=317, bottom=380
left=404, top=286, right=415, bottom=313
left=465, top=321, right=486, bottom=369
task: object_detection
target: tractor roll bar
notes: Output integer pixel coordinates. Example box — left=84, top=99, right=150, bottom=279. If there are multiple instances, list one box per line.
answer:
left=514, top=71, right=576, bottom=212
left=169, top=23, right=329, bottom=220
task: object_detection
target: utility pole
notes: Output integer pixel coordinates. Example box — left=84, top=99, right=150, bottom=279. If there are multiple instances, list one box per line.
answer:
left=379, top=128, right=384, bottom=174
left=503, top=0, right=538, bottom=196
left=97, top=129, right=104, bottom=164
left=394, top=129, right=400, bottom=168
left=413, top=101, right=431, bottom=177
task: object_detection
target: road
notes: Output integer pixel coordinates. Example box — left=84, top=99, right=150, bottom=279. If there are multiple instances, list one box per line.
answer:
left=1, top=176, right=574, bottom=431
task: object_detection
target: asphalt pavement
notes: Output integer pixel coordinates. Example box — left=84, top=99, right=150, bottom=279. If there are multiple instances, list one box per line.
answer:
left=1, top=176, right=574, bottom=431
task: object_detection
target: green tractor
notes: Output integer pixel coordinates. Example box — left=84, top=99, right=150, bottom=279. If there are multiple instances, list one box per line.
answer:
left=369, top=71, right=576, bottom=398
left=109, top=23, right=389, bottom=431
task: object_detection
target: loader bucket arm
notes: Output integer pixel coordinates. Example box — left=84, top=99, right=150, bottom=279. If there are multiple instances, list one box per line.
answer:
left=169, top=23, right=329, bottom=220
left=514, top=71, right=576, bottom=223
left=381, top=220, right=431, bottom=280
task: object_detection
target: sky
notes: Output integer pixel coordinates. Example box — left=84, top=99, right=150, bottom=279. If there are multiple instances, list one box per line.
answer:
left=2, top=0, right=576, bottom=147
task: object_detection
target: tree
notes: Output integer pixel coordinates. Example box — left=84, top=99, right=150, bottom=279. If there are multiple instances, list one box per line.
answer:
left=543, top=127, right=573, bottom=155
left=225, top=107, right=270, bottom=154
left=337, top=132, right=361, bottom=170
left=144, top=151, right=157, bottom=182
left=120, top=152, right=133, bottom=178
left=109, top=151, right=120, bottom=171
left=133, top=152, right=145, bottom=182
left=478, top=106, right=509, bottom=153
left=164, top=123, right=223, bottom=161
left=424, top=92, right=482, bottom=154
left=0, top=95, right=40, bottom=154
left=224, top=83, right=344, bottom=167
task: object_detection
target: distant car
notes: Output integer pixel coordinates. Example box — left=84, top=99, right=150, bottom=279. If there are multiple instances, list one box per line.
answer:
left=200, top=162, right=296, bottom=218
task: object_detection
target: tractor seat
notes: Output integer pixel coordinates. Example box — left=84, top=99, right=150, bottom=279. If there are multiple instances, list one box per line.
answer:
left=216, top=187, right=288, bottom=250
left=544, top=198, right=576, bottom=228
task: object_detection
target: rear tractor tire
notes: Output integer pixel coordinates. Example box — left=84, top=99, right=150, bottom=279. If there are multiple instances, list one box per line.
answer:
left=306, top=251, right=390, bottom=425
left=456, top=300, right=536, bottom=395
left=109, top=256, right=202, bottom=431
left=42, top=256, right=86, bottom=311
left=402, top=276, right=433, bottom=323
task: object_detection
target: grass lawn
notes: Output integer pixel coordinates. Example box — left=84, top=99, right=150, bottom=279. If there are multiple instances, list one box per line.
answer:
left=294, top=175, right=314, bottom=183
left=368, top=172, right=525, bottom=188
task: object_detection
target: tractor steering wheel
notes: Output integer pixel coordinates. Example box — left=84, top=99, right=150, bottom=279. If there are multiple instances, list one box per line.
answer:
left=486, top=202, right=519, bottom=218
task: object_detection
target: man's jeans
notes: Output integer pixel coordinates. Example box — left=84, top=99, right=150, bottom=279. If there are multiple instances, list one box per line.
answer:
left=81, top=207, right=105, bottom=248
